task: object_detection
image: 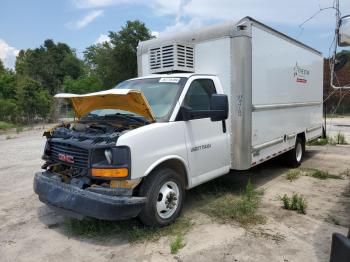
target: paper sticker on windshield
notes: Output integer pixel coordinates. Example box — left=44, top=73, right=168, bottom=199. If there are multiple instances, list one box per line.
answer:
left=159, top=78, right=180, bottom=83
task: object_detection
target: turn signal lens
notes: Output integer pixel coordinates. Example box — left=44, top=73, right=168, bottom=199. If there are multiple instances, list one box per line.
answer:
left=91, top=168, right=128, bottom=178
left=110, top=178, right=142, bottom=189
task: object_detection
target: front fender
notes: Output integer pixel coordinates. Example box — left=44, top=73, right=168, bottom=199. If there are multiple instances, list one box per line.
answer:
left=116, top=122, right=189, bottom=182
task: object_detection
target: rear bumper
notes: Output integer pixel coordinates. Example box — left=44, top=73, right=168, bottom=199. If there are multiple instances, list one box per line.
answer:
left=33, top=171, right=146, bottom=221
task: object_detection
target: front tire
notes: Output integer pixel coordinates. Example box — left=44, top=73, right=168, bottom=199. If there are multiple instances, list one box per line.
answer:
left=286, top=137, right=305, bottom=168
left=138, top=168, right=185, bottom=227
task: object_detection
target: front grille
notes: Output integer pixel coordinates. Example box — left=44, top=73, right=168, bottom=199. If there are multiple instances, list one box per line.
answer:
left=50, top=141, right=89, bottom=168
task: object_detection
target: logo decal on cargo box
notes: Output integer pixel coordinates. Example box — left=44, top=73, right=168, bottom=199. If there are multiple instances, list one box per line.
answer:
left=293, top=62, right=310, bottom=84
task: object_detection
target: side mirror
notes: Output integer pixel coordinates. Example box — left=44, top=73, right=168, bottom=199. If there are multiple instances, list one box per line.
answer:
left=210, top=94, right=228, bottom=122
left=338, top=15, right=350, bottom=47
left=179, top=106, right=192, bottom=121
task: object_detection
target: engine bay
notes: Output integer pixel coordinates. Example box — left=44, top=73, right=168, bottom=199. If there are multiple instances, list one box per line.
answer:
left=41, top=115, right=146, bottom=194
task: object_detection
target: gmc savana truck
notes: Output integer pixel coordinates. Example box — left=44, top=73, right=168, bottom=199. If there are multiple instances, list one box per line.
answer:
left=34, top=17, right=323, bottom=226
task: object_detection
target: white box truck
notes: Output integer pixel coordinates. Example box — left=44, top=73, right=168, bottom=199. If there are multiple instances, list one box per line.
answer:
left=34, top=17, right=323, bottom=226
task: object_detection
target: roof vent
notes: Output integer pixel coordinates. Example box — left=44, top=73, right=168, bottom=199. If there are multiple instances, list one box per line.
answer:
left=149, top=43, right=194, bottom=74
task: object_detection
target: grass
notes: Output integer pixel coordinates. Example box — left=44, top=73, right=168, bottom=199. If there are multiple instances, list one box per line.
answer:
left=307, top=131, right=347, bottom=146
left=170, top=235, right=185, bottom=254
left=307, top=169, right=343, bottom=180
left=0, top=121, right=23, bottom=133
left=280, top=193, right=307, bottom=214
left=16, top=126, right=23, bottom=133
left=307, top=137, right=329, bottom=146
left=285, top=170, right=303, bottom=182
left=335, top=131, right=347, bottom=145
left=63, top=216, right=193, bottom=242
left=284, top=168, right=344, bottom=181
left=200, top=179, right=266, bottom=226
left=0, top=121, right=15, bottom=130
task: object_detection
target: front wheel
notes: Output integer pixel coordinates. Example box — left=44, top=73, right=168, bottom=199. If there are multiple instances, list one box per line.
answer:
left=286, top=137, right=305, bottom=168
left=138, top=168, right=185, bottom=227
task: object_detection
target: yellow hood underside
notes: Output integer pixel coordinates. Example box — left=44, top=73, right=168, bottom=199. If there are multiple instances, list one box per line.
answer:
left=55, top=89, right=156, bottom=122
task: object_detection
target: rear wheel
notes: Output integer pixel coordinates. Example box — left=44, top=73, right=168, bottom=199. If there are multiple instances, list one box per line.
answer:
left=286, top=137, right=305, bottom=168
left=138, top=168, right=185, bottom=227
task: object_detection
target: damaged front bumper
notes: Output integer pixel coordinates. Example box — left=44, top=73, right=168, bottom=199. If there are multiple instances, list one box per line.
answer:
left=33, top=171, right=146, bottom=221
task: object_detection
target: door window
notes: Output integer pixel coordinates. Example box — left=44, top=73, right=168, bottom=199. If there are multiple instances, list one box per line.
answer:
left=180, top=79, right=216, bottom=120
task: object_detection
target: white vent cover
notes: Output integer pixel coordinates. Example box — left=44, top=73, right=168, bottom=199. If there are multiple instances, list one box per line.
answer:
left=149, top=43, right=194, bottom=74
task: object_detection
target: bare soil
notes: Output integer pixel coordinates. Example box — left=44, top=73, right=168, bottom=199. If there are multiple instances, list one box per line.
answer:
left=0, top=123, right=349, bottom=262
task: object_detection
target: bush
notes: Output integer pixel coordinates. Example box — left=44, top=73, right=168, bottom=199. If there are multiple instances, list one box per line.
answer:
left=16, top=77, right=52, bottom=122
left=0, top=99, right=18, bottom=122
left=280, top=193, right=307, bottom=214
left=0, top=121, right=15, bottom=130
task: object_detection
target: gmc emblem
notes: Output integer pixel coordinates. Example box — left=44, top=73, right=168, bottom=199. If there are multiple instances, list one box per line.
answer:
left=58, top=153, right=74, bottom=164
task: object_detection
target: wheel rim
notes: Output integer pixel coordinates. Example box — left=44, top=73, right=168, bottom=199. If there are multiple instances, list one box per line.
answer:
left=156, top=181, right=180, bottom=219
left=296, top=142, right=302, bottom=162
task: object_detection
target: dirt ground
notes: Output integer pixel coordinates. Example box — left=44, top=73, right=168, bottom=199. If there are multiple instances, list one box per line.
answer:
left=0, top=120, right=349, bottom=262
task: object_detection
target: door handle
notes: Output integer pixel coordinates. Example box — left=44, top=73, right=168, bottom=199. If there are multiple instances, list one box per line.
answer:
left=222, top=120, right=226, bottom=133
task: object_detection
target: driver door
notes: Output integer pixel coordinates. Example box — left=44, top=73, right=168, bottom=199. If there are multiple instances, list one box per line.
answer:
left=177, top=77, right=230, bottom=187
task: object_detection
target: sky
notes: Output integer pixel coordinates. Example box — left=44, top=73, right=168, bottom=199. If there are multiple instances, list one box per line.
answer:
left=0, top=0, right=349, bottom=69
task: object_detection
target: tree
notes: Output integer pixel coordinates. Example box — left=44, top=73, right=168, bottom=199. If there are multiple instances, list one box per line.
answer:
left=16, top=77, right=52, bottom=121
left=63, top=75, right=103, bottom=94
left=0, top=70, right=16, bottom=99
left=84, top=20, right=154, bottom=88
left=0, top=59, right=5, bottom=75
left=0, top=98, right=18, bottom=122
left=16, top=39, right=84, bottom=95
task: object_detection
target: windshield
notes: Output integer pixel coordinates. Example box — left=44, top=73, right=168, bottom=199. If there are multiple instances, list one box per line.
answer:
left=114, top=77, right=187, bottom=120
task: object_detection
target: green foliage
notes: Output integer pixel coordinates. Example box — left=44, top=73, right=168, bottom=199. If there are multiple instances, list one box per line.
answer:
left=0, top=121, right=15, bottom=130
left=0, top=70, right=16, bottom=99
left=0, top=20, right=154, bottom=124
left=84, top=20, right=154, bottom=88
left=202, top=179, right=266, bottom=225
left=16, top=77, right=52, bottom=121
left=63, top=216, right=193, bottom=242
left=280, top=194, right=290, bottom=209
left=63, top=75, right=103, bottom=94
left=280, top=193, right=307, bottom=214
left=307, top=137, right=328, bottom=146
left=335, top=131, right=346, bottom=144
left=16, top=126, right=23, bottom=133
left=285, top=170, right=302, bottom=182
left=170, top=235, right=185, bottom=254
left=335, top=50, right=350, bottom=59
left=308, top=169, right=343, bottom=180
left=0, top=59, right=5, bottom=75
left=16, top=39, right=83, bottom=95
left=0, top=99, right=18, bottom=122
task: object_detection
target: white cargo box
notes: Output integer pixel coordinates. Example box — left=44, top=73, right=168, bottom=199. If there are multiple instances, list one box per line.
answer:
left=137, top=17, right=323, bottom=170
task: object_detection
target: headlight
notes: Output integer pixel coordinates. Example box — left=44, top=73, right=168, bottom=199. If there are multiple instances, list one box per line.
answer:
left=104, top=149, right=113, bottom=164
left=91, top=146, right=131, bottom=179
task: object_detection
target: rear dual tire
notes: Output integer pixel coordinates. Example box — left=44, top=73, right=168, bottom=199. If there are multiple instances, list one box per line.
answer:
left=286, top=137, right=305, bottom=168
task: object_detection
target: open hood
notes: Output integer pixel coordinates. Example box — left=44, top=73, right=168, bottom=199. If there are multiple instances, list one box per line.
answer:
left=55, top=89, right=156, bottom=122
